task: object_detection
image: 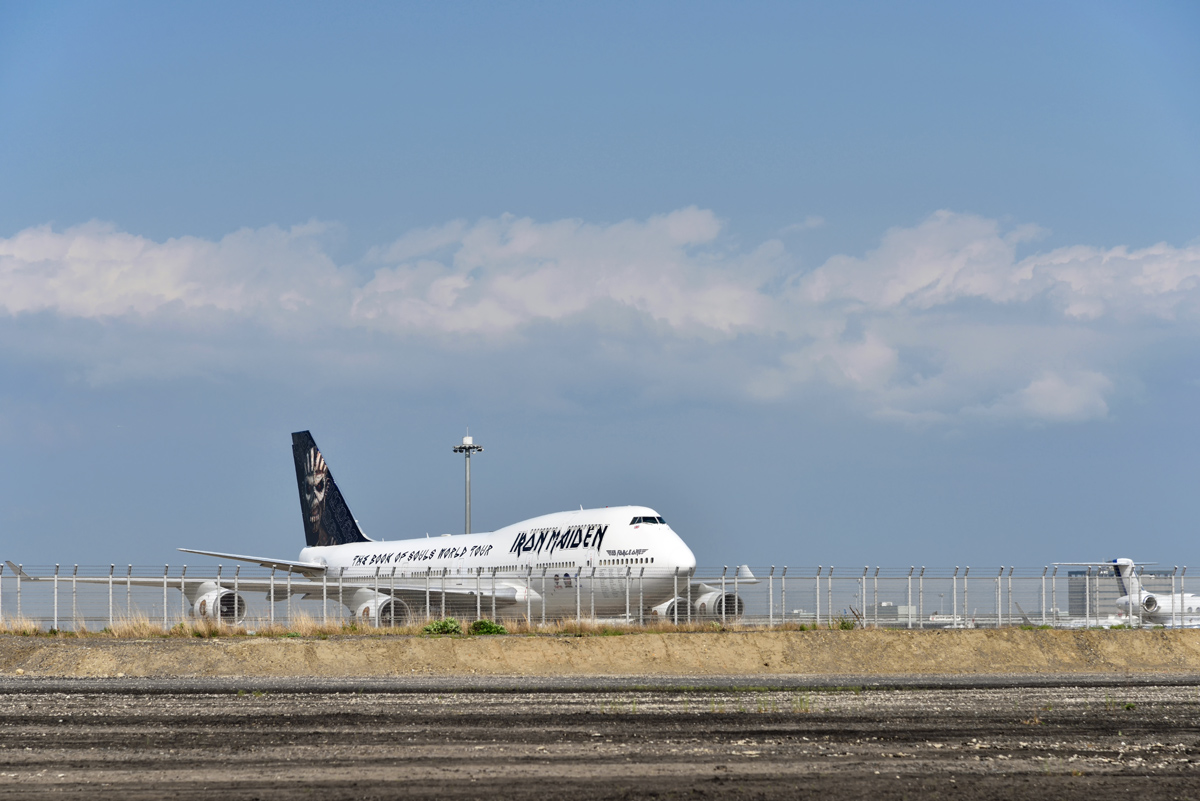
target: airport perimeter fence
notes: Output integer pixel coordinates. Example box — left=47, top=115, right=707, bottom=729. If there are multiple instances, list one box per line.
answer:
left=0, top=563, right=1191, bottom=632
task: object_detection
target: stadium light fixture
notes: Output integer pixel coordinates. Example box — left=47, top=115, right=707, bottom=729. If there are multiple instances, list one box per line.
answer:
left=452, top=435, right=483, bottom=534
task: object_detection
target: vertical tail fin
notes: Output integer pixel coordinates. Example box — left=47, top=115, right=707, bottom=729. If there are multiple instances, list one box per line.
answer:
left=291, top=431, right=371, bottom=547
left=1112, top=558, right=1137, bottom=597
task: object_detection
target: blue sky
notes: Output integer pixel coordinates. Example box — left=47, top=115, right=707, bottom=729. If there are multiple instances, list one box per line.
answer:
left=1, top=2, right=1198, bottom=569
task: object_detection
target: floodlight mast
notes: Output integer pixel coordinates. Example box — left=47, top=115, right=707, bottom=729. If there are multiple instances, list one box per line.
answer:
left=452, top=435, right=483, bottom=534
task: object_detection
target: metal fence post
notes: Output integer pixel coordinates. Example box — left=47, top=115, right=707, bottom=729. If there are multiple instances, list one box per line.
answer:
left=860, top=567, right=867, bottom=627
left=733, top=567, right=739, bottom=624
left=53, top=564, right=59, bottom=631
left=393, top=567, right=399, bottom=628
left=1041, top=567, right=1047, bottom=626
left=1007, top=567, right=1014, bottom=627
left=526, top=566, right=533, bottom=623
left=827, top=567, right=833, bottom=627
left=591, top=566, right=597, bottom=621
left=162, top=565, right=169, bottom=631
left=322, top=569, right=328, bottom=626
left=340, top=566, right=346, bottom=624
left=72, top=565, right=78, bottom=631
left=425, top=569, right=431, bottom=621
left=673, top=568, right=679, bottom=625
left=126, top=565, right=132, bottom=620
left=638, top=567, right=645, bottom=625
left=17, top=564, right=22, bottom=620
left=541, top=567, right=547, bottom=626
left=625, top=566, right=631, bottom=623
left=492, top=568, right=497, bottom=621
left=686, top=567, right=692, bottom=623
left=963, top=567, right=970, bottom=628
left=1171, top=566, right=1178, bottom=629
left=996, top=567, right=1003, bottom=628
left=721, top=566, right=727, bottom=626
left=181, top=566, right=188, bottom=624
left=1051, top=566, right=1057, bottom=625
left=1134, top=566, right=1142, bottom=628
left=1085, top=566, right=1091, bottom=629
left=768, top=566, right=775, bottom=627
left=440, top=567, right=447, bottom=620
left=576, top=566, right=581, bottom=623
left=288, top=568, right=295, bottom=627
left=952, top=567, right=959, bottom=627
left=108, top=565, right=114, bottom=630
left=781, top=566, right=787, bottom=625
left=815, top=567, right=822, bottom=627
left=872, top=567, right=879, bottom=628
left=907, top=567, right=913, bottom=629
left=918, top=567, right=925, bottom=629
left=476, top=567, right=481, bottom=623
left=1176, top=565, right=1185, bottom=628
left=269, top=568, right=275, bottom=627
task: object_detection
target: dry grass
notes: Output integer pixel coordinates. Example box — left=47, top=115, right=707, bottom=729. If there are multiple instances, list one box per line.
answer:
left=0, top=617, right=44, bottom=636
left=0, top=612, right=852, bottom=638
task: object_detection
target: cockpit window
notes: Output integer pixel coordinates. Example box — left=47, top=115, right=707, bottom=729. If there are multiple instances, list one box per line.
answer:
left=630, top=516, right=666, bottom=525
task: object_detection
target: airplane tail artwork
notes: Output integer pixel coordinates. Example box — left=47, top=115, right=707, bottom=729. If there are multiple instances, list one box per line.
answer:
left=291, top=431, right=371, bottom=548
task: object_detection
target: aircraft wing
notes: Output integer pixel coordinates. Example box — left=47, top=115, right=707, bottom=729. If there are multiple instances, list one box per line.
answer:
left=5, top=561, right=318, bottom=594
left=297, top=580, right=527, bottom=608
left=176, top=548, right=327, bottom=576
left=6, top=560, right=526, bottom=606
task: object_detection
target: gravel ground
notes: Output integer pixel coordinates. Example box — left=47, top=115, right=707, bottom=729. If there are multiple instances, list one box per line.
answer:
left=2, top=677, right=1200, bottom=799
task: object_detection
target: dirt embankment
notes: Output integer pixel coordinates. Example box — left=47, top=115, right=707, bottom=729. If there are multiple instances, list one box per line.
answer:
left=3, top=629, right=1200, bottom=678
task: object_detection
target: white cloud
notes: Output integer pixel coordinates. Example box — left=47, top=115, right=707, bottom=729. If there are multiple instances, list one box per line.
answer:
left=2, top=208, right=1198, bottom=423
left=0, top=220, right=349, bottom=323
left=780, top=216, right=826, bottom=234
left=971, top=371, right=1115, bottom=423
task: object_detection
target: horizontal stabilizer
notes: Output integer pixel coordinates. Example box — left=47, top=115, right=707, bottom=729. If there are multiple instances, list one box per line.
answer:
left=176, top=548, right=327, bottom=576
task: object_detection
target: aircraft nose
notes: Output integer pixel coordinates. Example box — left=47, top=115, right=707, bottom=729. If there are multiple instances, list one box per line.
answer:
left=663, top=529, right=696, bottom=571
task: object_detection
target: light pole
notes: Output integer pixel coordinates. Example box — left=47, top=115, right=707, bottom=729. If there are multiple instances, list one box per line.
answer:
left=452, top=435, right=483, bottom=534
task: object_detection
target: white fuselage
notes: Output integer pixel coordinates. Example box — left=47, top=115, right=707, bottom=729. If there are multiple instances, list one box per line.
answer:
left=298, top=505, right=697, bottom=617
left=1117, top=591, right=1200, bottom=627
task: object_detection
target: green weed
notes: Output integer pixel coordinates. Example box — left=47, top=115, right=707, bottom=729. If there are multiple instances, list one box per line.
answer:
left=468, top=619, right=507, bottom=635
left=422, top=618, right=463, bottom=635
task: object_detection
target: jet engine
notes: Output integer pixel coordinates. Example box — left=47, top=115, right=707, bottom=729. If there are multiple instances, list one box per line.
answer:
left=354, top=596, right=412, bottom=627
left=193, top=589, right=247, bottom=623
left=692, top=590, right=744, bottom=619
left=651, top=597, right=683, bottom=621
left=1142, top=595, right=1159, bottom=613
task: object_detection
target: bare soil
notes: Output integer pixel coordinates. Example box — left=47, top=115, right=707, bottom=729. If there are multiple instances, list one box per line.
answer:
left=2, top=682, right=1200, bottom=799
left=5, top=629, right=1200, bottom=679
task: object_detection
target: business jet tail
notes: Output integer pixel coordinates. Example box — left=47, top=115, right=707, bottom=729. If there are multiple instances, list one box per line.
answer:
left=1111, top=557, right=1141, bottom=597
left=291, top=431, right=372, bottom=548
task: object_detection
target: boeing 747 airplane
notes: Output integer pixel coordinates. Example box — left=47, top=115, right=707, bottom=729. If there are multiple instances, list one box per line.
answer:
left=10, top=432, right=740, bottom=625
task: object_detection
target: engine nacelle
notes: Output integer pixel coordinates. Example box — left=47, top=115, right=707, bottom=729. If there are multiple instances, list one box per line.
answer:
left=193, top=589, right=247, bottom=623
left=692, top=590, right=745, bottom=619
left=353, top=594, right=412, bottom=627
left=1142, top=594, right=1159, bottom=613
left=651, top=597, right=682, bottom=620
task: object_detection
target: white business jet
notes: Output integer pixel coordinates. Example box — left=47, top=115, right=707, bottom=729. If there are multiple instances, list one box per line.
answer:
left=10, top=432, right=748, bottom=626
left=1108, top=557, right=1200, bottom=627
